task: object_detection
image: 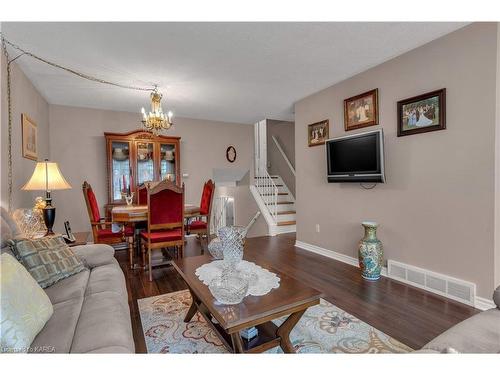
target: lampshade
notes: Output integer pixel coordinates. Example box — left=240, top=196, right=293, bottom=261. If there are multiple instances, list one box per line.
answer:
left=22, top=161, right=71, bottom=191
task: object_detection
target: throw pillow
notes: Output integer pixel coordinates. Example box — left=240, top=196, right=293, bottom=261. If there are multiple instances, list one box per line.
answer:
left=9, top=236, right=86, bottom=288
left=1, top=206, right=22, bottom=250
left=0, top=253, right=54, bottom=352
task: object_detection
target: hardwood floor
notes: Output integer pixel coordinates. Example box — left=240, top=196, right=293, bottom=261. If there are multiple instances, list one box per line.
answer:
left=115, top=233, right=479, bottom=353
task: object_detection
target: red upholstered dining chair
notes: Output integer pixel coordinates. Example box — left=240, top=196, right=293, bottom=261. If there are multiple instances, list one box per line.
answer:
left=137, top=183, right=148, bottom=205
left=140, top=180, right=185, bottom=281
left=82, top=181, right=135, bottom=265
left=185, top=179, right=215, bottom=253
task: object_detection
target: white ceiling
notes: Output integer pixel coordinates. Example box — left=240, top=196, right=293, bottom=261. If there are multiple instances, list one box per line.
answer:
left=3, top=22, right=468, bottom=124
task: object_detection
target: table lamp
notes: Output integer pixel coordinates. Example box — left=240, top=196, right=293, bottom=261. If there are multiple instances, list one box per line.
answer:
left=22, top=159, right=72, bottom=236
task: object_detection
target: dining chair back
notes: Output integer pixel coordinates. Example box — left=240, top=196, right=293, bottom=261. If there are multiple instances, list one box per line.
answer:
left=185, top=179, right=215, bottom=254
left=137, top=183, right=148, bottom=205
left=141, top=180, right=185, bottom=281
left=82, top=181, right=135, bottom=266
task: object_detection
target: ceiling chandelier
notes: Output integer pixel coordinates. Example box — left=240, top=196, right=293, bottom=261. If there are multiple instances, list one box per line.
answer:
left=141, top=86, right=173, bottom=135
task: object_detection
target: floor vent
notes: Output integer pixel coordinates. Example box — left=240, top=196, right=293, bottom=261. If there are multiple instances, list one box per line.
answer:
left=387, top=260, right=476, bottom=306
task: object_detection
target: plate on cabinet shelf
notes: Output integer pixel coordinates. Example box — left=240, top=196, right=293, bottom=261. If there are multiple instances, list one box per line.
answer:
left=112, top=148, right=129, bottom=161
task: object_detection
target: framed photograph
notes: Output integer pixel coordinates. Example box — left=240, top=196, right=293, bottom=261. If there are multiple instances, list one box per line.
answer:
left=308, top=120, right=329, bottom=147
left=397, top=88, right=446, bottom=137
left=344, top=89, right=379, bottom=131
left=22, top=114, right=38, bottom=161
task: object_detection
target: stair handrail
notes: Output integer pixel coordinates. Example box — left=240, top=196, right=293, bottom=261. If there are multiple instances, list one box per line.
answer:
left=255, top=166, right=278, bottom=223
left=271, top=135, right=296, bottom=177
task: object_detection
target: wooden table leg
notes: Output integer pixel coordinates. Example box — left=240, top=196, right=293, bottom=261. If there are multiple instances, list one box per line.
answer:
left=128, top=233, right=134, bottom=269
left=184, top=301, right=198, bottom=323
left=231, top=333, right=245, bottom=353
left=276, top=309, right=306, bottom=353
left=184, top=289, right=199, bottom=323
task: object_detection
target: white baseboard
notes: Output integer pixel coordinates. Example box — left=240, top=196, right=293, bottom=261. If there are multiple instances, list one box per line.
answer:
left=294, top=240, right=387, bottom=276
left=294, top=240, right=494, bottom=311
left=475, top=296, right=496, bottom=310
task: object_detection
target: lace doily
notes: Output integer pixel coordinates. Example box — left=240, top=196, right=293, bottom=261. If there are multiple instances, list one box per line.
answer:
left=195, top=260, right=280, bottom=297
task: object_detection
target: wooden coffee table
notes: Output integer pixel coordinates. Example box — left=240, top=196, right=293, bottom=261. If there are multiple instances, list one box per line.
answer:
left=173, top=255, right=322, bottom=353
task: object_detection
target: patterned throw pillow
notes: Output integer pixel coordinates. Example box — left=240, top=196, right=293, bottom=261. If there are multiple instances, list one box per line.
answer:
left=9, top=236, right=86, bottom=288
left=0, top=253, right=54, bottom=352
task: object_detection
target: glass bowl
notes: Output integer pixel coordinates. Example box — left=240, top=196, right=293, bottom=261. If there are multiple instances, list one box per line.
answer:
left=208, top=274, right=249, bottom=305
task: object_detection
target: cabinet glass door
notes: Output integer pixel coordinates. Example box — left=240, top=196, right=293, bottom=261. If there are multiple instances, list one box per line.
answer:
left=136, top=142, right=155, bottom=185
left=111, top=141, right=131, bottom=202
left=160, top=143, right=176, bottom=182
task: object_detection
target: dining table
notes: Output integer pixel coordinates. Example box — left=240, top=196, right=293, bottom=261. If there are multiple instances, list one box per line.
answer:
left=111, top=203, right=201, bottom=269
left=111, top=203, right=200, bottom=223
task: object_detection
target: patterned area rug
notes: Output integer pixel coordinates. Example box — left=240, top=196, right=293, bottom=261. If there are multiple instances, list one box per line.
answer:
left=138, top=290, right=412, bottom=354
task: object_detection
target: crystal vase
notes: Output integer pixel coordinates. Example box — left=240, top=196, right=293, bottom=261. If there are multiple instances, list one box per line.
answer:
left=218, top=226, right=246, bottom=269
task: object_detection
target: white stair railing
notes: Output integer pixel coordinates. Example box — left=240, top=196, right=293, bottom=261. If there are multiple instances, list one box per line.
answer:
left=255, top=166, right=278, bottom=223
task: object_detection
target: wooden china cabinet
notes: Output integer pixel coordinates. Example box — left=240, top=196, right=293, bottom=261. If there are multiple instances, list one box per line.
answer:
left=104, top=130, right=181, bottom=217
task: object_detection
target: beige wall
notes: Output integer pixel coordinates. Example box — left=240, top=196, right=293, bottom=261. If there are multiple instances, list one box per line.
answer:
left=1, top=54, right=50, bottom=210
left=294, top=23, right=498, bottom=298
left=48, top=105, right=267, bottom=237
left=267, top=119, right=295, bottom=196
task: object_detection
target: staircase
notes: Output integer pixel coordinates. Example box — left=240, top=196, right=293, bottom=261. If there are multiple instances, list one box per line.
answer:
left=250, top=174, right=296, bottom=236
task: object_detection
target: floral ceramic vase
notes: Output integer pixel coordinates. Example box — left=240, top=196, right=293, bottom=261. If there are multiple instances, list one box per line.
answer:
left=358, top=221, right=383, bottom=281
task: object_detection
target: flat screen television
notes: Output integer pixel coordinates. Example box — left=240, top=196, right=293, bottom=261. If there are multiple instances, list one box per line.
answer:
left=326, top=129, right=385, bottom=183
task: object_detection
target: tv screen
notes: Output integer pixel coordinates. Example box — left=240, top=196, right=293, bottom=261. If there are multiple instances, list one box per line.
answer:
left=326, top=130, right=385, bottom=183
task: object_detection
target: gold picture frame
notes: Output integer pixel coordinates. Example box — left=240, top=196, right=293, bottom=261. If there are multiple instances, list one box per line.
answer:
left=344, top=89, right=379, bottom=131
left=308, top=120, right=329, bottom=147
left=22, top=114, right=38, bottom=161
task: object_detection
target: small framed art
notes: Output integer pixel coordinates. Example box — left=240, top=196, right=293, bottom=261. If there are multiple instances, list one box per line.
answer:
left=22, top=114, right=38, bottom=161
left=308, top=120, right=329, bottom=147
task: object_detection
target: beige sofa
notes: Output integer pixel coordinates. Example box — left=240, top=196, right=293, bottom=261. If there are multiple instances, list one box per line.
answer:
left=1, top=208, right=135, bottom=353
left=419, top=287, right=500, bottom=353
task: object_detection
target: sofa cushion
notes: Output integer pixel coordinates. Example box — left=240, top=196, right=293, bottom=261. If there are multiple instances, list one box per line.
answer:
left=43, top=268, right=90, bottom=305
left=85, top=260, right=127, bottom=299
left=85, top=345, right=133, bottom=353
left=30, top=297, right=84, bottom=353
left=493, top=285, right=500, bottom=309
left=9, top=236, right=86, bottom=288
left=422, top=308, right=500, bottom=353
left=0, top=253, right=53, bottom=352
left=71, top=244, right=115, bottom=268
left=70, top=291, right=134, bottom=353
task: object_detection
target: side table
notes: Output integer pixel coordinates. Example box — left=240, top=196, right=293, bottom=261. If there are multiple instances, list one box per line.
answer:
left=68, top=231, right=90, bottom=247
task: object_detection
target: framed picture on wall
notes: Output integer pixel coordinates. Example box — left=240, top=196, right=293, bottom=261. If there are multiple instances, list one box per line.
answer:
left=22, top=114, right=38, bottom=161
left=308, top=120, right=329, bottom=147
left=397, top=88, right=446, bottom=137
left=344, top=89, right=379, bottom=131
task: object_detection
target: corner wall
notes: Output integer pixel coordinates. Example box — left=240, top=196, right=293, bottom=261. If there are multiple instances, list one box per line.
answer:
left=267, top=119, right=295, bottom=196
left=1, top=54, right=50, bottom=210
left=294, top=23, right=498, bottom=298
